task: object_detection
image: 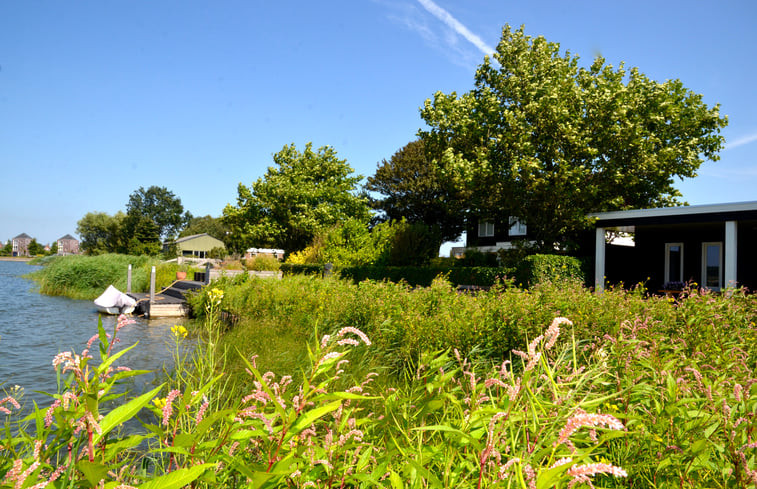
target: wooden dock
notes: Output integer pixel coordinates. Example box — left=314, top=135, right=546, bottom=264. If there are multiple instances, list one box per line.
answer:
left=128, top=280, right=204, bottom=318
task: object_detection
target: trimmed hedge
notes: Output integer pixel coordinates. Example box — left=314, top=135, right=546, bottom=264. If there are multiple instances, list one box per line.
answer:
left=514, top=254, right=587, bottom=287
left=280, top=263, right=325, bottom=276
left=339, top=266, right=515, bottom=288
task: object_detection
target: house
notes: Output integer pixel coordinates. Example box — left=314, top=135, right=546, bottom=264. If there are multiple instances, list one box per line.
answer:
left=450, top=216, right=531, bottom=257
left=11, top=233, right=33, bottom=257
left=11, top=233, right=32, bottom=257
left=245, top=248, right=285, bottom=261
left=591, top=201, right=757, bottom=293
left=166, top=233, right=225, bottom=259
left=57, top=234, right=79, bottom=255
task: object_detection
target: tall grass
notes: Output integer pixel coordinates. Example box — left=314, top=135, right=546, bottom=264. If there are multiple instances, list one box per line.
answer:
left=28, top=254, right=184, bottom=300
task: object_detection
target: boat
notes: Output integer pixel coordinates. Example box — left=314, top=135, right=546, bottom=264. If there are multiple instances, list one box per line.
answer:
left=94, top=285, right=137, bottom=315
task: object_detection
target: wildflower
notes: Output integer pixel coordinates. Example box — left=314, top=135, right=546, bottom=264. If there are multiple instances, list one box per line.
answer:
left=545, top=317, right=571, bottom=350
left=153, top=397, right=167, bottom=410
left=0, top=396, right=21, bottom=415
left=336, top=326, right=371, bottom=346
left=171, top=325, right=188, bottom=339
left=162, top=390, right=181, bottom=426
left=555, top=411, right=625, bottom=449
left=195, top=397, right=210, bottom=424
left=567, top=462, right=627, bottom=488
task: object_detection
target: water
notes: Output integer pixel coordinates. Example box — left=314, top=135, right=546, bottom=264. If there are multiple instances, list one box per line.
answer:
left=0, top=259, right=192, bottom=409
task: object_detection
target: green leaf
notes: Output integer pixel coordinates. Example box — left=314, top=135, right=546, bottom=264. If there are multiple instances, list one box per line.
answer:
left=389, top=470, right=404, bottom=489
left=138, top=463, right=216, bottom=489
left=78, top=460, right=110, bottom=487
left=94, top=384, right=163, bottom=445
left=290, top=400, right=343, bottom=433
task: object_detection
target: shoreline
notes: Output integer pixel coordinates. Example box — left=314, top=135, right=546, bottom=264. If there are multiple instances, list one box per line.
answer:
left=0, top=256, right=33, bottom=262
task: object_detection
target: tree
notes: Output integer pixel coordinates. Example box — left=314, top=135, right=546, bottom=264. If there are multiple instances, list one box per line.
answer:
left=366, top=139, right=467, bottom=243
left=124, top=186, right=191, bottom=242
left=27, top=239, right=45, bottom=256
left=223, top=143, right=371, bottom=253
left=420, top=25, right=728, bottom=250
left=1, top=240, right=11, bottom=256
left=179, top=215, right=230, bottom=242
left=76, top=212, right=127, bottom=255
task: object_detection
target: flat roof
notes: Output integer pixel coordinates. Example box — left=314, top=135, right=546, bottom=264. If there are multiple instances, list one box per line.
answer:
left=591, top=201, right=757, bottom=227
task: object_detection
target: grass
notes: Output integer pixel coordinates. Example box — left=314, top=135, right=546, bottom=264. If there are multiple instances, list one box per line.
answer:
left=27, top=254, right=198, bottom=300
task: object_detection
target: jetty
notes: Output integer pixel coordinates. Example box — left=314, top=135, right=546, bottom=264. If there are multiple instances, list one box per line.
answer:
left=122, top=264, right=211, bottom=318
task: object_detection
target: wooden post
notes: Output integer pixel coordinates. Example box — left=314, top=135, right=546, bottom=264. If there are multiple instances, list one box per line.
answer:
left=127, top=264, right=132, bottom=294
left=150, top=266, right=156, bottom=304
left=205, top=262, right=211, bottom=285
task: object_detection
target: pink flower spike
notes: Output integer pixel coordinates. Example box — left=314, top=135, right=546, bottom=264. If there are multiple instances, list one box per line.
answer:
left=162, top=390, right=181, bottom=426
left=336, top=326, right=371, bottom=346
left=556, top=412, right=625, bottom=448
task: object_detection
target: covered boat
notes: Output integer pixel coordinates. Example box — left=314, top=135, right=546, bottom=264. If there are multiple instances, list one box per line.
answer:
left=94, top=285, right=137, bottom=315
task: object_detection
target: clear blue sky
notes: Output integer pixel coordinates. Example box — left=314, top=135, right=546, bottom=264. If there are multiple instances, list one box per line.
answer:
left=2, top=1, right=756, bottom=248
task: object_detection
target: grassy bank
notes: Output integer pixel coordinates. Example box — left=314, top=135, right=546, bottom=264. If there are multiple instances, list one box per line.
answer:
left=3, top=272, right=756, bottom=487
left=27, top=253, right=187, bottom=300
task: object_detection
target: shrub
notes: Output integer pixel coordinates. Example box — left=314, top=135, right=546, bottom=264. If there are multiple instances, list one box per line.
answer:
left=514, top=253, right=586, bottom=286
left=245, top=255, right=281, bottom=271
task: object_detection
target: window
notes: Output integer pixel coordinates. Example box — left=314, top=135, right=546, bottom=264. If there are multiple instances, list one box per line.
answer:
left=701, top=242, right=722, bottom=290
left=508, top=217, right=527, bottom=236
left=664, top=243, right=683, bottom=284
left=478, top=220, right=494, bottom=237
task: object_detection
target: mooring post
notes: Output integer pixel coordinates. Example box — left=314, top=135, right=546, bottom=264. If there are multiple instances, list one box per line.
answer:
left=205, top=262, right=211, bottom=285
left=150, top=266, right=156, bottom=304
left=127, top=264, right=132, bottom=294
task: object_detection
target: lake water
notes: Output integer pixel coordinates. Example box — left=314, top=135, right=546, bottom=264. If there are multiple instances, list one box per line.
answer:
left=0, top=259, right=192, bottom=410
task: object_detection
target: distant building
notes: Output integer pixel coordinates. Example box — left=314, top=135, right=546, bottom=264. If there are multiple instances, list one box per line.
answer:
left=245, top=248, right=285, bottom=261
left=57, top=234, right=80, bottom=255
left=166, top=233, right=225, bottom=259
left=12, top=233, right=32, bottom=257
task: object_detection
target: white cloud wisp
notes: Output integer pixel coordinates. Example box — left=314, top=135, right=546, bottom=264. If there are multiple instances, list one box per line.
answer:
left=415, top=0, right=496, bottom=56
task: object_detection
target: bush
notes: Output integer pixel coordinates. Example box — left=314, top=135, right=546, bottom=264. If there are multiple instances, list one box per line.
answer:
left=339, top=265, right=514, bottom=288
left=514, top=253, right=586, bottom=286
left=280, top=263, right=325, bottom=276
left=245, top=255, right=281, bottom=271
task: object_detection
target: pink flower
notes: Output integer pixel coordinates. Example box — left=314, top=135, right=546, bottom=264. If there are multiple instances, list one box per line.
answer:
left=545, top=317, right=571, bottom=350
left=162, top=390, right=181, bottom=426
left=567, top=462, right=627, bottom=488
left=336, top=326, right=371, bottom=346
left=555, top=411, right=625, bottom=448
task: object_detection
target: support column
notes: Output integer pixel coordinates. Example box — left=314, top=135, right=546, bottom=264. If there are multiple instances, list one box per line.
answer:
left=725, top=220, right=738, bottom=289
left=595, top=227, right=605, bottom=293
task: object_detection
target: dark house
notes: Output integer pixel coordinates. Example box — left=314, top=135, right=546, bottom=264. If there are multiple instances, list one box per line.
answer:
left=451, top=216, right=531, bottom=257
left=591, top=201, right=757, bottom=292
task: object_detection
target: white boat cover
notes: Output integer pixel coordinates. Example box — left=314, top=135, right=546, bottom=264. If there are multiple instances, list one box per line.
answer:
left=94, top=285, right=136, bottom=310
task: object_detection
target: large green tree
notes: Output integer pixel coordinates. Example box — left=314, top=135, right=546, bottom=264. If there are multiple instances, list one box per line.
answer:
left=179, top=215, right=229, bottom=241
left=366, top=139, right=467, bottom=243
left=223, top=143, right=370, bottom=253
left=76, top=211, right=127, bottom=255
left=420, top=25, right=728, bottom=250
left=124, top=186, right=191, bottom=241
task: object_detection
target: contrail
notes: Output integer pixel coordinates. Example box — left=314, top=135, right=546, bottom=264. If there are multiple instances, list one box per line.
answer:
left=725, top=131, right=757, bottom=150
left=416, top=0, right=496, bottom=56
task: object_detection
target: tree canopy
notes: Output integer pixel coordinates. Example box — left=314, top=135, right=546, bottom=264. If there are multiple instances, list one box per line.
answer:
left=366, top=139, right=467, bottom=243
left=420, top=25, right=728, bottom=250
left=76, top=211, right=127, bottom=255
left=222, top=143, right=371, bottom=253
left=124, top=186, right=191, bottom=241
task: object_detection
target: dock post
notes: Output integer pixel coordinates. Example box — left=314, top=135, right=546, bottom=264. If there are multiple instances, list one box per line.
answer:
left=150, top=266, right=156, bottom=305
left=127, top=264, right=132, bottom=294
left=205, top=262, right=211, bottom=285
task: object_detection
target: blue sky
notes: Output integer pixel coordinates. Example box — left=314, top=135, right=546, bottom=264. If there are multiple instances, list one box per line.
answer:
left=2, top=1, right=756, bottom=249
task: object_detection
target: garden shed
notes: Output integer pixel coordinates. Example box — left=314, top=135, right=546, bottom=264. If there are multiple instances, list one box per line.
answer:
left=168, top=233, right=225, bottom=259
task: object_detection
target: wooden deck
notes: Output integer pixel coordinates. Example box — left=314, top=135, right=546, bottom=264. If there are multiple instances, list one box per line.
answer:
left=127, top=280, right=204, bottom=318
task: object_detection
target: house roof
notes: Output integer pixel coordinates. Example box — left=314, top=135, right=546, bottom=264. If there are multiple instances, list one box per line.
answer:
left=173, top=233, right=221, bottom=244
left=591, top=201, right=757, bottom=228
left=58, top=234, right=77, bottom=241
left=13, top=233, right=32, bottom=240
